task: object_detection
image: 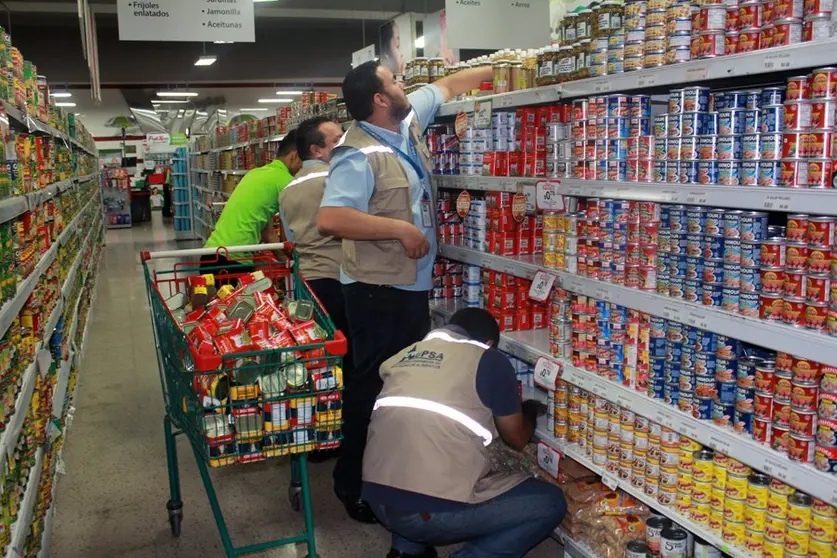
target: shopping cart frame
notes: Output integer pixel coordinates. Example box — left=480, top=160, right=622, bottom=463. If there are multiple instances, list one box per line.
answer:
left=141, top=242, right=346, bottom=558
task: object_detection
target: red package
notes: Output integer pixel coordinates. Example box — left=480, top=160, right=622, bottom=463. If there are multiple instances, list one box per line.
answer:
left=216, top=318, right=244, bottom=336
left=248, top=318, right=270, bottom=343
left=289, top=320, right=322, bottom=345
left=204, top=306, right=227, bottom=328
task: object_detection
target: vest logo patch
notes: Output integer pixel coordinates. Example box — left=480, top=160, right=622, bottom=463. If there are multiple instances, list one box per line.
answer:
left=395, top=345, right=444, bottom=368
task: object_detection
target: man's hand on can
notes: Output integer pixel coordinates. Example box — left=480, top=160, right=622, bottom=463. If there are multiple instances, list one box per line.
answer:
left=398, top=222, right=431, bottom=259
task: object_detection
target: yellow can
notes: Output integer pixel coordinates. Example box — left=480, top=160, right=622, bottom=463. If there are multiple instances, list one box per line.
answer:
left=660, top=466, right=678, bottom=487
left=767, top=487, right=790, bottom=518
left=788, top=493, right=813, bottom=532
left=714, top=451, right=729, bottom=468
left=713, top=464, right=728, bottom=489
left=680, top=437, right=702, bottom=452
left=710, top=487, right=726, bottom=511
left=676, top=472, right=693, bottom=494
left=764, top=513, right=787, bottom=543
left=677, top=458, right=693, bottom=474
left=744, top=504, right=767, bottom=532
left=769, top=478, right=794, bottom=496
left=762, top=539, right=784, bottom=558
left=692, top=452, right=714, bottom=482
left=725, top=473, right=749, bottom=500
left=692, top=481, right=712, bottom=505
left=743, top=527, right=764, bottom=553
left=808, top=537, right=833, bottom=558
left=724, top=497, right=747, bottom=523
left=709, top=509, right=724, bottom=533
left=813, top=499, right=837, bottom=518
left=722, top=520, right=746, bottom=546
left=658, top=486, right=676, bottom=506
left=727, top=457, right=751, bottom=476
left=784, top=527, right=810, bottom=555
left=689, top=503, right=711, bottom=525
left=675, top=491, right=692, bottom=514
left=746, top=473, right=770, bottom=509
left=811, top=511, right=836, bottom=542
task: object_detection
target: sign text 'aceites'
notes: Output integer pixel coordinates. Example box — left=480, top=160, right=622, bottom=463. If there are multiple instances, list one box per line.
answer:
left=118, top=0, right=255, bottom=43
left=445, top=0, right=549, bottom=50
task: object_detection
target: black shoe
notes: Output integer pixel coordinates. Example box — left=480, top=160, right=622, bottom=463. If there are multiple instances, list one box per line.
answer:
left=386, top=548, right=438, bottom=558
left=342, top=497, right=378, bottom=524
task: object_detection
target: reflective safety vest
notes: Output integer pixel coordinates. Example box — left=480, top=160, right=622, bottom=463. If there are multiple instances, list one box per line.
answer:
left=363, top=328, right=529, bottom=504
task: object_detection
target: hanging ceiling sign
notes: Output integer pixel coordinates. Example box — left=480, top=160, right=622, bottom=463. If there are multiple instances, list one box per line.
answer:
left=444, top=0, right=550, bottom=49
left=117, top=0, right=255, bottom=42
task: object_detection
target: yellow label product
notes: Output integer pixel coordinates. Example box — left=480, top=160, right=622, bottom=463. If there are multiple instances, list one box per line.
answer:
left=677, top=458, right=693, bottom=474
left=727, top=457, right=751, bottom=475
left=692, top=454, right=714, bottom=482
left=767, top=488, right=789, bottom=518
left=710, top=487, right=726, bottom=511
left=713, top=464, right=728, bottom=488
left=676, top=471, right=693, bottom=493
left=725, top=473, right=749, bottom=499
left=722, top=520, right=746, bottom=546
left=812, top=499, right=836, bottom=517
left=764, top=513, right=787, bottom=543
left=787, top=494, right=813, bottom=531
left=689, top=502, right=711, bottom=525
left=680, top=437, right=702, bottom=452
left=744, top=505, right=767, bottom=532
left=783, top=527, right=810, bottom=555
left=808, top=537, right=832, bottom=558
left=810, top=511, right=836, bottom=541
left=744, top=528, right=764, bottom=553
left=746, top=473, right=770, bottom=509
left=691, top=481, right=711, bottom=504
left=709, top=509, right=724, bottom=533
left=675, top=490, right=692, bottom=513
left=762, top=539, right=784, bottom=558
left=724, top=497, right=747, bottom=523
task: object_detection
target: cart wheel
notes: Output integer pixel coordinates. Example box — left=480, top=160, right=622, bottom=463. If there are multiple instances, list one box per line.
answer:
left=167, top=499, right=183, bottom=537
left=288, top=484, right=302, bottom=512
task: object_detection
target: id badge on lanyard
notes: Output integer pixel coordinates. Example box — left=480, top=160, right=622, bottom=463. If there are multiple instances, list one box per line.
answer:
left=419, top=191, right=433, bottom=228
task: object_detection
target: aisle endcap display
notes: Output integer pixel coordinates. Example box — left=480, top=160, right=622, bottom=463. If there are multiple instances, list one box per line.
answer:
left=439, top=243, right=837, bottom=369
left=438, top=38, right=837, bottom=116
left=435, top=175, right=837, bottom=216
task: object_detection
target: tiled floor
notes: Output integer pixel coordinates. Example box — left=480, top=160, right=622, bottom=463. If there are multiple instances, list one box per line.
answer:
left=49, top=214, right=561, bottom=558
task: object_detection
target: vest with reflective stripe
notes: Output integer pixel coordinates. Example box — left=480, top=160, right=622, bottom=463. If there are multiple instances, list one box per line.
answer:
left=332, top=118, right=434, bottom=286
left=363, top=328, right=529, bottom=505
left=278, top=163, right=341, bottom=281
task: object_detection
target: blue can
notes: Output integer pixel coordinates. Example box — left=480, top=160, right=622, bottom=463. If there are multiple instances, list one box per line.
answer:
left=716, top=379, right=737, bottom=405
left=669, top=89, right=684, bottom=113
left=715, top=335, right=741, bottom=358
left=760, top=105, right=784, bottom=133
left=717, top=135, right=742, bottom=160
left=739, top=291, right=760, bottom=316
left=650, top=316, right=667, bottom=338
left=703, top=281, right=723, bottom=306
left=668, top=113, right=683, bottom=137
left=704, top=112, right=719, bottom=136
left=608, top=94, right=629, bottom=116
left=670, top=233, right=688, bottom=255
left=757, top=160, right=781, bottom=186
left=669, top=276, right=685, bottom=298
left=698, top=135, right=719, bottom=160
left=680, top=159, right=699, bottom=184
left=669, top=253, right=688, bottom=276
left=608, top=117, right=630, bottom=138
left=685, top=256, right=704, bottom=280
left=680, top=374, right=695, bottom=393
left=703, top=258, right=724, bottom=282
left=651, top=356, right=667, bottom=379
left=664, top=382, right=680, bottom=406
left=759, top=133, right=783, bottom=160
left=667, top=341, right=683, bottom=363
left=669, top=205, right=687, bottom=233
left=745, top=90, right=762, bottom=110
left=744, top=110, right=761, bottom=133
left=741, top=133, right=761, bottom=160
left=681, top=111, right=707, bottom=136
left=659, top=229, right=671, bottom=252
left=667, top=161, right=681, bottom=184
left=648, top=377, right=666, bottom=399
left=740, top=211, right=768, bottom=241
left=738, top=357, right=758, bottom=385
left=630, top=95, right=652, bottom=117
left=704, top=208, right=725, bottom=236
left=740, top=265, right=761, bottom=292
left=654, top=136, right=668, bottom=159
left=629, top=117, right=651, bottom=137
left=733, top=407, right=753, bottom=434
left=667, top=321, right=684, bottom=343
left=736, top=384, right=755, bottom=409
left=683, top=324, right=698, bottom=348
left=653, top=160, right=667, bottom=182
left=695, top=396, right=714, bottom=420
left=704, top=235, right=725, bottom=259
left=722, top=286, right=740, bottom=312
left=684, top=279, right=702, bottom=303
left=650, top=337, right=668, bottom=358
left=680, top=136, right=698, bottom=159
left=725, top=91, right=749, bottom=109
left=695, top=330, right=716, bottom=354
left=683, top=86, right=711, bottom=112
left=723, top=210, right=743, bottom=238
left=718, top=109, right=746, bottom=134
left=610, top=304, right=628, bottom=323
left=698, top=160, right=719, bottom=184
left=611, top=342, right=626, bottom=364
left=596, top=299, right=611, bottom=317
left=724, top=238, right=741, bottom=264
left=654, top=114, right=669, bottom=137
left=722, top=263, right=741, bottom=289
left=695, top=352, right=716, bottom=377
left=718, top=160, right=741, bottom=185
left=657, top=275, right=671, bottom=295
left=665, top=361, right=681, bottom=383
left=741, top=160, right=758, bottom=185
left=712, top=400, right=735, bottom=427
left=597, top=159, right=608, bottom=179
left=686, top=233, right=703, bottom=257
left=712, top=91, right=728, bottom=110
left=760, top=87, right=786, bottom=106
left=608, top=138, right=629, bottom=159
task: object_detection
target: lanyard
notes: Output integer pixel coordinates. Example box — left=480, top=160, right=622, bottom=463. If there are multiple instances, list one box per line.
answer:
left=359, top=122, right=428, bottom=184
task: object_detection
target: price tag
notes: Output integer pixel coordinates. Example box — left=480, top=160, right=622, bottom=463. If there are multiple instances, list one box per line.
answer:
left=537, top=441, right=562, bottom=479
left=685, top=190, right=709, bottom=205
left=654, top=409, right=678, bottom=430
left=761, top=457, right=790, bottom=482
left=764, top=52, right=792, bottom=71
left=602, top=472, right=620, bottom=490
left=593, top=81, right=612, bottom=93
left=686, top=65, right=708, bottom=80
left=473, top=100, right=492, bottom=129
left=763, top=194, right=791, bottom=211
left=529, top=270, right=557, bottom=302
left=685, top=312, right=709, bottom=331
left=637, top=74, right=657, bottom=88
left=536, top=180, right=565, bottom=211
left=616, top=394, right=632, bottom=409
left=678, top=420, right=700, bottom=441
left=534, top=356, right=562, bottom=390
left=595, top=287, right=612, bottom=302
left=661, top=305, right=684, bottom=323
left=830, top=488, right=837, bottom=507
left=660, top=189, right=681, bottom=202
left=707, top=434, right=732, bottom=455
left=520, top=184, right=537, bottom=212
left=502, top=263, right=518, bottom=276
left=479, top=257, right=492, bottom=269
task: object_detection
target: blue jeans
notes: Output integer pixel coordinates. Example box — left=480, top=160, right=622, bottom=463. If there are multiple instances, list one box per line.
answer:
left=371, top=479, right=567, bottom=558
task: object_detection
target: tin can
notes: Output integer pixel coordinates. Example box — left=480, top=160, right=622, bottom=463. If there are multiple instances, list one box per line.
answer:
left=760, top=292, right=786, bottom=320
left=718, top=160, right=740, bottom=185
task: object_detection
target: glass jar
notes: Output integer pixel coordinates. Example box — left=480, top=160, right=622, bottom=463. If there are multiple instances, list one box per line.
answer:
left=415, top=57, right=429, bottom=84
left=564, top=14, right=579, bottom=44
left=598, top=1, right=625, bottom=36
left=493, top=61, right=511, bottom=94
left=429, top=58, right=442, bottom=82
left=510, top=61, right=528, bottom=91
left=556, top=45, right=575, bottom=83
left=577, top=39, right=592, bottom=80
left=577, top=9, right=593, bottom=40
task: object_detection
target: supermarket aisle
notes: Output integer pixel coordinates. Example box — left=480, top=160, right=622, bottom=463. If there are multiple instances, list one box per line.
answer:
left=49, top=213, right=560, bottom=558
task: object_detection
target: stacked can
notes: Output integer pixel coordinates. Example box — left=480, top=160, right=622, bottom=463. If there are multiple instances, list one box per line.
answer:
left=481, top=270, right=545, bottom=332
left=759, top=214, right=836, bottom=328
left=548, top=287, right=573, bottom=359
left=542, top=208, right=581, bottom=272
left=780, top=69, right=837, bottom=189
left=566, top=380, right=588, bottom=444
left=463, top=197, right=488, bottom=253
left=426, top=124, right=461, bottom=175
left=656, top=86, right=716, bottom=186
left=720, top=0, right=766, bottom=55
left=430, top=258, right=463, bottom=300
left=436, top=191, right=465, bottom=246
left=551, top=377, right=570, bottom=439
left=462, top=264, right=482, bottom=307
left=622, top=0, right=647, bottom=74
left=691, top=0, right=728, bottom=59
left=546, top=108, right=571, bottom=179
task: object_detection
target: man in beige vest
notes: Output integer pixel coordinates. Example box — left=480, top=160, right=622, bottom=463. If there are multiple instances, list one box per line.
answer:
left=278, top=116, right=349, bottom=462
left=364, top=308, right=567, bottom=558
left=318, top=59, right=493, bottom=525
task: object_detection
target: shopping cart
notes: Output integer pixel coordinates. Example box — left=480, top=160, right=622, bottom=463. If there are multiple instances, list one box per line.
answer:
left=141, top=243, right=347, bottom=557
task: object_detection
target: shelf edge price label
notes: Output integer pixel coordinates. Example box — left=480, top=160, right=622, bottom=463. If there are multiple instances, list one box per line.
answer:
left=602, top=471, right=620, bottom=490
left=473, top=100, right=492, bottom=129
left=537, top=441, right=562, bottom=479
left=534, top=356, right=562, bottom=390
left=529, top=270, right=557, bottom=302
left=536, top=180, right=565, bottom=211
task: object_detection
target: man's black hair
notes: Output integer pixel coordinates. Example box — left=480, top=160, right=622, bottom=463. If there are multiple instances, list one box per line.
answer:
left=296, top=116, right=336, bottom=161
left=449, top=308, right=501, bottom=347
left=342, top=60, right=383, bottom=122
left=275, top=129, right=298, bottom=158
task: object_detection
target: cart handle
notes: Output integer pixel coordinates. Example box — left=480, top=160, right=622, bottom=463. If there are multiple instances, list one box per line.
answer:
left=140, top=242, right=293, bottom=261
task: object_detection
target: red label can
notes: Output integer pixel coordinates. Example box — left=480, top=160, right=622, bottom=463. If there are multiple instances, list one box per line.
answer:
left=786, top=74, right=811, bottom=100
left=781, top=131, right=807, bottom=158
left=725, top=31, right=740, bottom=54
left=784, top=100, right=813, bottom=129
left=773, top=396, right=792, bottom=426
left=776, top=351, right=794, bottom=373
left=807, top=216, right=836, bottom=247
left=772, top=18, right=802, bottom=46
left=785, top=242, right=810, bottom=270
left=755, top=367, right=777, bottom=393
left=784, top=268, right=807, bottom=297
left=805, top=130, right=835, bottom=158
left=762, top=266, right=786, bottom=293
left=760, top=292, right=785, bottom=320
left=738, top=0, right=764, bottom=27
left=791, top=381, right=819, bottom=410
left=805, top=273, right=831, bottom=303
left=772, top=423, right=790, bottom=452
left=783, top=296, right=807, bottom=326
left=811, top=66, right=837, bottom=99
left=786, top=214, right=809, bottom=242
left=811, top=101, right=837, bottom=128
left=737, top=28, right=761, bottom=50
left=805, top=301, right=828, bottom=330
left=726, top=7, right=741, bottom=30
left=808, top=245, right=832, bottom=273
left=780, top=158, right=809, bottom=187
left=761, top=239, right=787, bottom=266
left=789, top=408, right=817, bottom=437
left=808, top=158, right=835, bottom=188
left=776, top=0, right=804, bottom=17
left=754, top=391, right=774, bottom=418
left=788, top=434, right=815, bottom=462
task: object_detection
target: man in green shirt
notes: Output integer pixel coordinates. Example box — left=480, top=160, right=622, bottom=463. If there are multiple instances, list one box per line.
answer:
left=202, top=131, right=300, bottom=270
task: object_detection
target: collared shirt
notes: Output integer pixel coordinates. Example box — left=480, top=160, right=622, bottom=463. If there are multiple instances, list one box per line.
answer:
left=205, top=159, right=293, bottom=249
left=320, top=84, right=444, bottom=291
left=278, top=159, right=322, bottom=242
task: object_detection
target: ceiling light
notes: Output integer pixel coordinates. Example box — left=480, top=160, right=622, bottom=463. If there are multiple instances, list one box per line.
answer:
left=55, top=102, right=76, bottom=107
left=214, top=40, right=234, bottom=44
left=157, top=91, right=198, bottom=97
left=275, top=90, right=305, bottom=95
left=194, top=55, right=217, bottom=66
left=415, top=36, right=425, bottom=49
left=239, top=108, right=269, bottom=112
left=50, top=92, right=72, bottom=98
left=258, top=98, right=293, bottom=104
left=153, top=99, right=190, bottom=104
